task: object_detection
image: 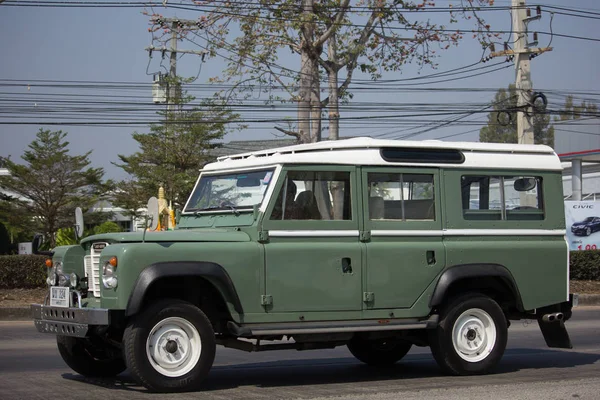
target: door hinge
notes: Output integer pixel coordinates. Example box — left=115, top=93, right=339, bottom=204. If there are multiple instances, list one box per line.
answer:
left=363, top=292, right=375, bottom=303
left=261, top=295, right=273, bottom=306
left=258, top=230, right=269, bottom=243
left=359, top=230, right=371, bottom=242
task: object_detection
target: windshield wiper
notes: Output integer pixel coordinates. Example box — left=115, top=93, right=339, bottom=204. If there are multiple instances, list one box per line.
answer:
left=192, top=204, right=240, bottom=216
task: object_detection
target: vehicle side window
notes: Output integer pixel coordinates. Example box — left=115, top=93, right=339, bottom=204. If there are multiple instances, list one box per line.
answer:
left=367, top=173, right=435, bottom=220
left=270, top=171, right=352, bottom=220
left=461, top=175, right=544, bottom=221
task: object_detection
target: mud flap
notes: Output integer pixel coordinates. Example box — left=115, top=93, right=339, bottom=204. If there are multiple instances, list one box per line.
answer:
left=537, top=319, right=573, bottom=349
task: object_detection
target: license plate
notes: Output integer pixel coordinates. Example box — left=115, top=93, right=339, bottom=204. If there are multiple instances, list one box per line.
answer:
left=50, top=286, right=69, bottom=308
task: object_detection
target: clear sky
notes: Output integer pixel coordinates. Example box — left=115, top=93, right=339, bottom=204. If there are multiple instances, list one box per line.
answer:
left=1, top=0, right=599, bottom=181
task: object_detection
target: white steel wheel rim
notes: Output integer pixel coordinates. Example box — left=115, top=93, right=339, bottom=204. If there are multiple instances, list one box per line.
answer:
left=146, top=316, right=202, bottom=377
left=452, top=308, right=497, bottom=363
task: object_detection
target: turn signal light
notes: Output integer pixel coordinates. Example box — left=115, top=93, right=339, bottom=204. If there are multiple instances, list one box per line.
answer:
left=109, top=256, right=118, bottom=267
left=45, top=259, right=53, bottom=268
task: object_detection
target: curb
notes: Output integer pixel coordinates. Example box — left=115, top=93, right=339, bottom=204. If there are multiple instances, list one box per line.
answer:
left=1, top=296, right=600, bottom=321
left=0, top=307, right=32, bottom=321
left=577, top=294, right=600, bottom=306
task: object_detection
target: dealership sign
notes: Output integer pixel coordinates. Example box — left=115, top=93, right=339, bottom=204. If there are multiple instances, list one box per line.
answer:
left=565, top=201, right=600, bottom=251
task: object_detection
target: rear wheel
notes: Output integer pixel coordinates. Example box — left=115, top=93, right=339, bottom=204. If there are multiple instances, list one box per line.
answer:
left=56, top=336, right=126, bottom=377
left=347, top=336, right=412, bottom=366
left=123, top=299, right=216, bottom=392
left=429, top=294, right=507, bottom=375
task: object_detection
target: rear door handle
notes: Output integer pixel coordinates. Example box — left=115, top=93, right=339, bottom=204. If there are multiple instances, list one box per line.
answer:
left=342, top=257, right=353, bottom=274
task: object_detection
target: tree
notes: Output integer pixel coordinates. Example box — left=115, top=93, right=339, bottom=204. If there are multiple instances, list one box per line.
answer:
left=0, top=222, right=10, bottom=255
left=0, top=129, right=106, bottom=247
left=114, top=98, right=239, bottom=213
left=93, top=221, right=122, bottom=234
left=554, top=95, right=599, bottom=121
left=148, top=0, right=496, bottom=143
left=0, top=191, right=34, bottom=245
left=479, top=84, right=554, bottom=147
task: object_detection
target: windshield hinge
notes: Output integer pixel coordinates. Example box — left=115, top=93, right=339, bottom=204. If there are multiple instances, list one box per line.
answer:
left=258, top=230, right=269, bottom=243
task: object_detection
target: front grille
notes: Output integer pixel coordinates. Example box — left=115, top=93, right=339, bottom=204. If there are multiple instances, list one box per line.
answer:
left=84, top=242, right=108, bottom=297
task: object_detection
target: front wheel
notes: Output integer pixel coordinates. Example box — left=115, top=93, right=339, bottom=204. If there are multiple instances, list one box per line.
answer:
left=348, top=336, right=412, bottom=366
left=429, top=294, right=507, bottom=375
left=123, top=299, right=216, bottom=392
left=56, top=336, right=126, bottom=377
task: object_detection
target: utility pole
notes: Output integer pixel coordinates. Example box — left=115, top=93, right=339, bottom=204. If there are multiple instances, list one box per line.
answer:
left=489, top=0, right=552, bottom=145
left=146, top=17, right=207, bottom=108
left=146, top=17, right=207, bottom=207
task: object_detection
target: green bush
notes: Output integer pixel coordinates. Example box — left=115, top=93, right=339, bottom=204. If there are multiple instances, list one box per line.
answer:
left=570, top=250, right=600, bottom=281
left=93, top=221, right=122, bottom=234
left=0, top=255, right=47, bottom=289
left=0, top=250, right=597, bottom=290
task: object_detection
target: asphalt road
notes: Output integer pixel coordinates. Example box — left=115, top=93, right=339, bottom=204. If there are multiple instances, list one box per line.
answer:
left=1, top=308, right=599, bottom=400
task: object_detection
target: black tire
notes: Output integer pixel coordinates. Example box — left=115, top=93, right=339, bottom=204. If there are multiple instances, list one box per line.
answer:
left=347, top=336, right=412, bottom=366
left=429, top=294, right=507, bottom=375
left=123, top=299, right=216, bottom=392
left=586, top=227, right=592, bottom=236
left=56, top=335, right=126, bottom=377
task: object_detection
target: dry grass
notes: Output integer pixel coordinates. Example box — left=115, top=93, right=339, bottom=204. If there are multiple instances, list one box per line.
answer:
left=0, top=288, right=47, bottom=307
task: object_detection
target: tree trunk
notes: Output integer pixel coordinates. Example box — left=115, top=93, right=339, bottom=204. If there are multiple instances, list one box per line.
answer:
left=327, top=33, right=339, bottom=141
left=310, top=54, right=321, bottom=143
left=298, top=0, right=314, bottom=144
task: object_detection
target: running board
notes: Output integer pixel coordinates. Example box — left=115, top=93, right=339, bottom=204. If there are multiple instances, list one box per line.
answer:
left=228, top=315, right=438, bottom=338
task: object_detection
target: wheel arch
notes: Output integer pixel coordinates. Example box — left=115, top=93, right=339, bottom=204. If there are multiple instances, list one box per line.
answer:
left=125, top=261, right=243, bottom=322
left=429, top=263, right=524, bottom=312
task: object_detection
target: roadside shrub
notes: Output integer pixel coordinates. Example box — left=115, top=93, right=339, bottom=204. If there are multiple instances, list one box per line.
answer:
left=93, top=221, right=122, bottom=234
left=0, top=255, right=47, bottom=289
left=570, top=250, right=600, bottom=281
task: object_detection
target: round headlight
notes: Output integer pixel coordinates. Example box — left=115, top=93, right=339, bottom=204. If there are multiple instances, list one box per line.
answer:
left=47, top=267, right=56, bottom=286
left=70, top=273, right=79, bottom=288
left=54, top=261, right=63, bottom=275
left=46, top=272, right=57, bottom=286
left=58, top=273, right=69, bottom=287
left=102, top=263, right=118, bottom=289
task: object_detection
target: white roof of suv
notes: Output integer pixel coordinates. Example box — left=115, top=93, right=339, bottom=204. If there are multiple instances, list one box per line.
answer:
left=203, top=137, right=561, bottom=172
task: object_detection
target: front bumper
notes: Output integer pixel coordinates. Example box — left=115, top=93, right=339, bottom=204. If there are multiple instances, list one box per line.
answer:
left=31, top=304, right=110, bottom=338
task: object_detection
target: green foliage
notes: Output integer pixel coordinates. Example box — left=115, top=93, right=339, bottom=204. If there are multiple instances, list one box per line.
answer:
left=479, top=85, right=554, bottom=147
left=0, top=255, right=47, bottom=289
left=570, top=250, right=600, bottom=281
left=114, top=97, right=238, bottom=213
left=0, top=222, right=10, bottom=255
left=0, top=191, right=35, bottom=244
left=93, top=221, right=122, bottom=234
left=0, top=129, right=109, bottom=248
left=55, top=228, right=77, bottom=247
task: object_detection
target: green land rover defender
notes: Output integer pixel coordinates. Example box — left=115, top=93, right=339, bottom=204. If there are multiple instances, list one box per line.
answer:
left=32, top=138, right=576, bottom=392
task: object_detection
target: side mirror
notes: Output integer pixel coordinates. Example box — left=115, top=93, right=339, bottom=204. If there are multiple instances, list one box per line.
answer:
left=74, top=207, right=84, bottom=241
left=32, top=233, right=54, bottom=256
left=514, top=177, right=537, bottom=192
left=147, top=197, right=160, bottom=231
left=32, top=234, right=43, bottom=254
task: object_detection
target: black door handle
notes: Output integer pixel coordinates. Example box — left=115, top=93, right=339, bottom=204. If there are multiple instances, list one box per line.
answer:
left=426, top=251, right=436, bottom=265
left=342, top=257, right=353, bottom=274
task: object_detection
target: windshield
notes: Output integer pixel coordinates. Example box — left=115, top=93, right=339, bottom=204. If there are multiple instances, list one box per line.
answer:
left=185, top=169, right=275, bottom=213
